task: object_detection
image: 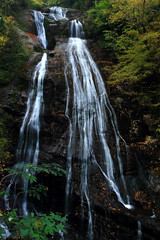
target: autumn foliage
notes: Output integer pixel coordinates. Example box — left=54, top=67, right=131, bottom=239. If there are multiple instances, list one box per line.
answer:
left=86, top=0, right=160, bottom=132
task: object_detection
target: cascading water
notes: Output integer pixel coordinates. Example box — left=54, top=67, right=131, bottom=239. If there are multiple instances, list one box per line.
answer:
left=137, top=221, right=142, bottom=240
left=0, top=222, right=10, bottom=239
left=5, top=53, right=47, bottom=215
left=50, top=6, right=67, bottom=20
left=65, top=19, right=133, bottom=239
left=5, top=11, right=47, bottom=216
left=34, top=11, right=47, bottom=49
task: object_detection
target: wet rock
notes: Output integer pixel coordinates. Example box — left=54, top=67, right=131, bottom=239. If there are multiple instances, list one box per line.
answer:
left=17, top=28, right=39, bottom=51
left=86, top=39, right=160, bottom=237
left=44, top=14, right=68, bottom=50
left=143, top=114, right=155, bottom=133
left=48, top=51, right=55, bottom=57
left=38, top=36, right=69, bottom=164
left=114, top=97, right=123, bottom=108
left=16, top=10, right=44, bottom=52
left=66, top=8, right=83, bottom=21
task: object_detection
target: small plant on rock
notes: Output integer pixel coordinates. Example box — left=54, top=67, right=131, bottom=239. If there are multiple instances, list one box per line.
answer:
left=0, top=162, right=67, bottom=239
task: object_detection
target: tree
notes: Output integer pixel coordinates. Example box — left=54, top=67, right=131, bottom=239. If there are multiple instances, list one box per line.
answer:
left=0, top=16, right=30, bottom=84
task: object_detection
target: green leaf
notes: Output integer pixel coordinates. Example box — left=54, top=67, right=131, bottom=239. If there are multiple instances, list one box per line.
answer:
left=20, top=229, right=29, bottom=237
left=37, top=194, right=40, bottom=200
left=31, top=212, right=34, bottom=217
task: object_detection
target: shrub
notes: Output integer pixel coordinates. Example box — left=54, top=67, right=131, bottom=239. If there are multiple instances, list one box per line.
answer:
left=0, top=16, right=30, bottom=84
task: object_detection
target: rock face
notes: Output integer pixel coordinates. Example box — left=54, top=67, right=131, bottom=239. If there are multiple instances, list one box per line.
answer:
left=40, top=37, right=69, bottom=162
left=1, top=7, right=160, bottom=240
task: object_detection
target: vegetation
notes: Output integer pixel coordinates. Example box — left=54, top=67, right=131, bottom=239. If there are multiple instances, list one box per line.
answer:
left=0, top=0, right=57, bottom=84
left=0, top=0, right=46, bottom=14
left=1, top=210, right=66, bottom=240
left=85, top=0, right=160, bottom=133
left=0, top=15, right=30, bottom=84
left=0, top=114, right=12, bottom=180
left=0, top=163, right=67, bottom=239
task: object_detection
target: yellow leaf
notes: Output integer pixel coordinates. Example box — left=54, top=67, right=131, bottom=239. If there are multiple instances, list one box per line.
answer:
left=35, top=221, right=42, bottom=228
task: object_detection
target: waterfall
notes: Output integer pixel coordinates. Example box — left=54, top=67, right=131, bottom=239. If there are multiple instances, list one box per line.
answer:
left=19, top=52, right=47, bottom=216
left=70, top=20, right=85, bottom=39
left=5, top=11, right=48, bottom=216
left=65, top=19, right=132, bottom=239
left=34, top=11, right=47, bottom=49
left=0, top=222, right=10, bottom=239
left=5, top=53, right=47, bottom=215
left=137, top=221, right=142, bottom=240
left=50, top=6, right=67, bottom=20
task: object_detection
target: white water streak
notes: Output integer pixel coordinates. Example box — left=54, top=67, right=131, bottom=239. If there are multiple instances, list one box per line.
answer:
left=137, top=221, right=142, bottom=240
left=20, top=53, right=47, bottom=215
left=5, top=9, right=48, bottom=215
left=5, top=53, right=47, bottom=215
left=65, top=20, right=132, bottom=239
left=0, top=222, right=11, bottom=239
left=34, top=11, right=47, bottom=49
left=50, top=6, right=67, bottom=21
